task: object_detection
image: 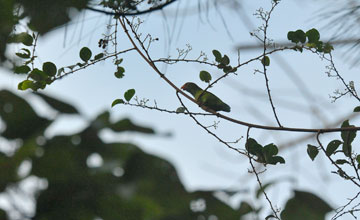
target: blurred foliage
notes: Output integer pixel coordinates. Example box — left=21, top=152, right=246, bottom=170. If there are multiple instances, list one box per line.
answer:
left=0, top=0, right=169, bottom=63
left=0, top=90, right=333, bottom=220
left=0, top=90, right=246, bottom=220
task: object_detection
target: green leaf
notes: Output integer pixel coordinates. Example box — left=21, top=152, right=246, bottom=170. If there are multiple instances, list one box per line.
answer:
left=29, top=68, right=48, bottom=81
left=223, top=66, right=233, bottom=73
left=323, top=43, right=334, bottom=53
left=199, top=71, right=212, bottom=83
left=335, top=159, right=349, bottom=165
left=261, top=56, right=270, bottom=66
left=18, top=80, right=35, bottom=91
left=221, top=55, right=230, bottom=65
left=42, top=62, right=57, bottom=76
left=267, top=156, right=285, bottom=165
left=124, top=89, right=135, bottom=102
left=57, top=67, right=65, bottom=76
left=306, top=28, right=320, bottom=43
left=295, top=29, right=306, bottom=43
left=315, top=41, right=324, bottom=52
left=263, top=144, right=278, bottom=156
left=356, top=155, right=360, bottom=164
left=246, top=138, right=263, bottom=156
left=111, top=99, right=125, bottom=107
left=354, top=106, right=360, bottom=112
left=94, top=53, right=104, bottom=60
left=176, top=107, right=185, bottom=113
left=115, top=66, right=125, bottom=78
left=341, top=120, right=356, bottom=157
left=8, top=32, right=33, bottom=46
left=229, top=67, right=237, bottom=73
left=287, top=31, right=296, bottom=43
left=307, top=144, right=319, bottom=161
left=14, top=65, right=31, bottom=74
left=326, top=140, right=342, bottom=156
left=115, top=58, right=123, bottom=65
left=79, top=47, right=92, bottom=62
left=15, top=48, right=31, bottom=59
left=212, top=50, right=222, bottom=62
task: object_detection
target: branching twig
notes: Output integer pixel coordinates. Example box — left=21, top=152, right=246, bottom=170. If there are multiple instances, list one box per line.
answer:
left=316, top=132, right=360, bottom=188
left=246, top=127, right=280, bottom=219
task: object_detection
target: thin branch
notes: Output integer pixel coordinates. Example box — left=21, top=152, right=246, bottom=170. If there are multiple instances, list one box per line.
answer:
left=261, top=1, right=282, bottom=127
left=176, top=92, right=246, bottom=156
left=246, top=127, right=280, bottom=219
left=316, top=132, right=360, bottom=188
left=86, top=0, right=177, bottom=16
left=118, top=15, right=360, bottom=134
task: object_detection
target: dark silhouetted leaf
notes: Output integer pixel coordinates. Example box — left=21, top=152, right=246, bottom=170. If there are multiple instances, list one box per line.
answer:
left=246, top=138, right=263, bottom=156
left=212, top=50, right=222, bottom=62
left=306, top=28, right=320, bottom=43
left=111, top=99, right=124, bottom=107
left=261, top=56, right=270, bottom=66
left=341, top=120, right=356, bottom=157
left=94, top=53, right=104, bottom=60
left=29, top=68, right=48, bottom=81
left=326, top=140, right=342, bottom=156
left=14, top=65, right=31, bottom=74
left=42, top=62, right=57, bottom=76
left=221, top=55, right=230, bottom=65
left=307, top=144, right=318, bottom=161
left=124, top=89, right=135, bottom=102
left=8, top=32, right=33, bottom=46
left=354, top=106, right=360, bottom=112
left=115, top=66, right=125, bottom=78
left=335, top=159, right=349, bottom=165
left=15, top=48, right=31, bottom=59
left=79, top=47, right=92, bottom=62
left=176, top=107, right=185, bottom=113
left=199, top=71, right=212, bottom=83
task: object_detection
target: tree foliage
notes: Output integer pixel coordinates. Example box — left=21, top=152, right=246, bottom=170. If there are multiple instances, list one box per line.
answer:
left=1, top=0, right=360, bottom=219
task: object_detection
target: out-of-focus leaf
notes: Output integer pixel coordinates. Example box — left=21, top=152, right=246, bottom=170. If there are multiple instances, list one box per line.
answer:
left=238, top=201, right=254, bottom=216
left=109, top=118, right=154, bottom=134
left=281, top=190, right=332, bottom=220
left=0, top=90, right=51, bottom=139
left=33, top=92, right=79, bottom=114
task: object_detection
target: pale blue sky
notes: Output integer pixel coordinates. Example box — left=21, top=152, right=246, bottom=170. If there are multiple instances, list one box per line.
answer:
left=1, top=0, right=360, bottom=219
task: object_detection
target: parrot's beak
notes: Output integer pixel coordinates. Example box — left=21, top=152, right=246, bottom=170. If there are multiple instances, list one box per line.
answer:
left=181, top=84, right=185, bottom=90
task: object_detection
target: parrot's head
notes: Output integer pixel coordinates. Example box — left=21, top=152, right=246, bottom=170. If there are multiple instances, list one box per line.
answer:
left=181, top=82, right=200, bottom=95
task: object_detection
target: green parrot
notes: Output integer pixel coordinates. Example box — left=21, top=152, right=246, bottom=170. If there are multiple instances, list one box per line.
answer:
left=181, top=82, right=231, bottom=112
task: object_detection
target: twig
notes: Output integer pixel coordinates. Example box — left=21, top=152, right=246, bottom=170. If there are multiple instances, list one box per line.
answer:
left=316, top=132, right=360, bottom=188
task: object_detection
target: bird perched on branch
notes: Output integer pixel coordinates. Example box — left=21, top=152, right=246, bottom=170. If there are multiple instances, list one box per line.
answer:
left=181, top=82, right=231, bottom=112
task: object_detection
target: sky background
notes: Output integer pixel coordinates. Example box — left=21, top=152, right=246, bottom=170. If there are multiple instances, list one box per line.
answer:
left=1, top=0, right=360, bottom=219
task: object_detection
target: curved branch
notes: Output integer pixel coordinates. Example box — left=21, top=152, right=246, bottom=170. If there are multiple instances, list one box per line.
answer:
left=119, top=16, right=360, bottom=134
left=86, top=0, right=177, bottom=16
